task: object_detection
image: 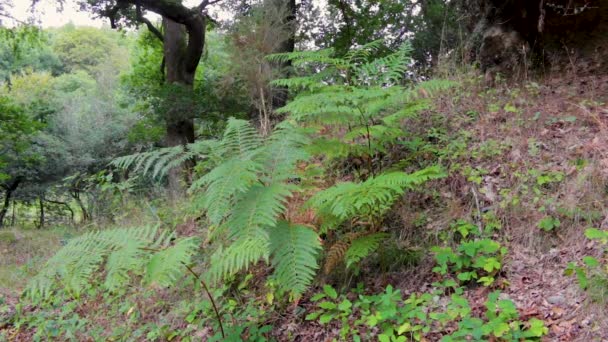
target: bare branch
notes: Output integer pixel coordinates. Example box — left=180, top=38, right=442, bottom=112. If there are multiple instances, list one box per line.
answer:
left=197, top=0, right=223, bottom=12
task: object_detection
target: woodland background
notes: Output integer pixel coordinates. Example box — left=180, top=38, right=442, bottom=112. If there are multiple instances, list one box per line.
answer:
left=0, top=0, right=607, bottom=341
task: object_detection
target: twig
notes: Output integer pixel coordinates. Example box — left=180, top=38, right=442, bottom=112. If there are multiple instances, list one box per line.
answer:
left=182, top=262, right=225, bottom=339
left=471, top=186, right=483, bottom=235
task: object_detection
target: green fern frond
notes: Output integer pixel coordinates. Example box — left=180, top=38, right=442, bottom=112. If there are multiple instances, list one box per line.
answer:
left=144, top=237, right=199, bottom=287
left=208, top=236, right=270, bottom=283
left=263, top=121, right=310, bottom=182
left=309, top=166, right=446, bottom=230
left=344, top=39, right=386, bottom=64
left=266, top=47, right=336, bottom=65
left=219, top=118, right=262, bottom=158
left=345, top=233, right=389, bottom=268
left=227, top=183, right=294, bottom=240
left=381, top=100, right=430, bottom=126
left=104, top=239, right=147, bottom=292
left=269, top=221, right=321, bottom=297
left=192, top=158, right=262, bottom=225
left=111, top=139, right=218, bottom=180
left=306, top=138, right=351, bottom=159
left=25, top=226, right=198, bottom=303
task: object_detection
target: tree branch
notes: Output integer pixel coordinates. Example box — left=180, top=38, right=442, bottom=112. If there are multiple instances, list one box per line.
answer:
left=136, top=2, right=163, bottom=42
left=197, top=0, right=223, bottom=12
left=115, top=0, right=206, bottom=74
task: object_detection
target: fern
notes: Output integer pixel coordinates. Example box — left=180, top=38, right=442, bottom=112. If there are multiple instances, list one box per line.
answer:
left=268, top=221, right=321, bottom=296
left=25, top=226, right=199, bottom=303
left=208, top=236, right=270, bottom=283
left=192, top=119, right=318, bottom=298
left=345, top=233, right=389, bottom=269
left=111, top=139, right=219, bottom=179
left=270, top=40, right=455, bottom=171
left=309, top=165, right=446, bottom=233
left=144, top=237, right=199, bottom=287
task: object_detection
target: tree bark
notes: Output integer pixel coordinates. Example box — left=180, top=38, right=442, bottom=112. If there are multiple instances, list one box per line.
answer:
left=162, top=17, right=199, bottom=195
left=105, top=1, right=208, bottom=194
left=0, top=177, right=21, bottom=229
left=71, top=190, right=89, bottom=222
left=271, top=0, right=297, bottom=110
left=38, top=195, right=45, bottom=229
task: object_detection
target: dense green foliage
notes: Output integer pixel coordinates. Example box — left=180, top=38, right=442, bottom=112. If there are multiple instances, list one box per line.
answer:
left=3, top=1, right=603, bottom=340
left=26, top=225, right=198, bottom=302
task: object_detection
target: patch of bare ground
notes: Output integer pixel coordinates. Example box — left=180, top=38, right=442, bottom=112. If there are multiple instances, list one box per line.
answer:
left=437, top=72, right=608, bottom=340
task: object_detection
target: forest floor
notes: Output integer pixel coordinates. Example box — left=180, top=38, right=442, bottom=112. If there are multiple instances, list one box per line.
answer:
left=2, top=72, right=608, bottom=341
left=272, top=72, right=608, bottom=341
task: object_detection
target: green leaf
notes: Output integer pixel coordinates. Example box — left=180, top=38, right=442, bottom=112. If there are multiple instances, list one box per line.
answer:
left=310, top=293, right=326, bottom=302
left=378, top=334, right=390, bottom=342
left=583, top=256, right=600, bottom=267
left=477, top=276, right=495, bottom=286
left=524, top=318, right=548, bottom=337
left=319, top=313, right=334, bottom=324
left=323, top=285, right=338, bottom=299
left=305, top=312, right=321, bottom=320
left=585, top=228, right=608, bottom=242
left=338, top=299, right=352, bottom=311
left=319, top=301, right=337, bottom=310
left=397, top=322, right=412, bottom=334
left=483, top=257, right=501, bottom=272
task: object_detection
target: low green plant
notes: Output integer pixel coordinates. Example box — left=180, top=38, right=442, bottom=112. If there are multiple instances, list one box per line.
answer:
left=306, top=285, right=547, bottom=341
left=565, top=228, right=608, bottom=301
left=432, top=238, right=506, bottom=286
left=442, top=292, right=547, bottom=341
left=537, top=216, right=561, bottom=232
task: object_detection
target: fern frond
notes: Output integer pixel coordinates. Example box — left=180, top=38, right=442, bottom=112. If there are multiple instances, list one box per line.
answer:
left=345, top=39, right=386, bottom=64
left=266, top=47, right=336, bottom=65
left=263, top=121, right=310, bottom=182
left=309, top=166, right=446, bottom=230
left=324, top=237, right=353, bottom=274
left=269, top=221, right=321, bottom=297
left=323, top=231, right=367, bottom=273
left=345, top=233, right=389, bottom=268
left=144, top=237, right=199, bottom=287
left=208, top=236, right=270, bottom=283
left=227, top=183, right=294, bottom=240
left=25, top=226, right=198, bottom=303
left=381, top=100, right=430, bottom=126
left=104, top=239, right=146, bottom=292
left=192, top=157, right=262, bottom=225
left=219, top=118, right=262, bottom=158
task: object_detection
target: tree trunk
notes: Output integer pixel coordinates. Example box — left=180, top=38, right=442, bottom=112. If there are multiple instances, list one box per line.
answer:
left=38, top=195, right=45, bottom=229
left=162, top=18, right=200, bottom=195
left=11, top=201, right=15, bottom=226
left=0, top=177, right=21, bottom=228
left=271, top=0, right=297, bottom=110
left=71, top=190, right=89, bottom=222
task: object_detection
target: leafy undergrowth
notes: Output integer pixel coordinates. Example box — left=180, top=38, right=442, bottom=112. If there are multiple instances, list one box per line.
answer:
left=3, top=71, right=608, bottom=341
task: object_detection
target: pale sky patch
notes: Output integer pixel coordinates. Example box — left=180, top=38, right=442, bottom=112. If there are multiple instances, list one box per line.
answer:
left=7, top=0, right=207, bottom=28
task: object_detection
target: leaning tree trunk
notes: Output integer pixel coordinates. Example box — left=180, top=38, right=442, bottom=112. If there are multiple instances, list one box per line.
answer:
left=162, top=17, right=204, bottom=195
left=0, top=177, right=21, bottom=228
